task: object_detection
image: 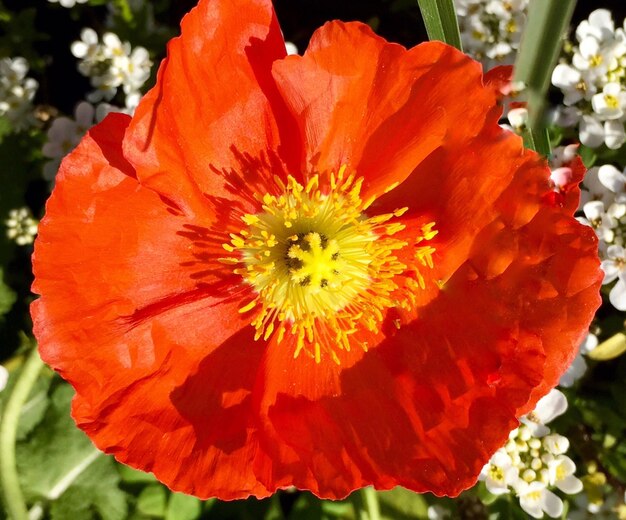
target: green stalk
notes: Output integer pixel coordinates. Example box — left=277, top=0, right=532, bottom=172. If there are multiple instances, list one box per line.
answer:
left=113, top=0, right=134, bottom=25
left=417, top=0, right=463, bottom=51
left=359, top=487, right=381, bottom=520
left=0, top=348, right=44, bottom=520
left=514, top=0, right=577, bottom=154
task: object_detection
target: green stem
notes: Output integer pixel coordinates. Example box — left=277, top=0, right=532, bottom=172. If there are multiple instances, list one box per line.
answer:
left=360, top=487, right=381, bottom=520
left=0, top=348, right=44, bottom=520
left=417, top=0, right=463, bottom=51
left=114, top=0, right=134, bottom=24
left=513, top=0, right=577, bottom=155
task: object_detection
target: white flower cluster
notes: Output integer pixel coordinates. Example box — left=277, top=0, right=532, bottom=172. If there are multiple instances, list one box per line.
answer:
left=552, top=9, right=626, bottom=149
left=455, top=0, right=529, bottom=69
left=47, top=0, right=87, bottom=7
left=578, top=162, right=626, bottom=310
left=5, top=208, right=38, bottom=246
left=480, top=390, right=583, bottom=518
left=0, top=57, right=38, bottom=131
left=42, top=101, right=127, bottom=180
left=71, top=28, right=151, bottom=110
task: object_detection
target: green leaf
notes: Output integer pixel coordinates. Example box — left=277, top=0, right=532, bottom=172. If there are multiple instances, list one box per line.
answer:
left=137, top=484, right=168, bottom=518
left=578, top=144, right=598, bottom=168
left=416, top=0, right=462, bottom=51
left=16, top=384, right=128, bottom=520
left=514, top=0, right=576, bottom=150
left=589, top=333, right=626, bottom=361
left=0, top=267, right=16, bottom=318
left=0, top=116, right=11, bottom=144
left=475, top=482, right=498, bottom=506
left=377, top=487, right=429, bottom=519
left=118, top=463, right=158, bottom=484
left=263, top=495, right=286, bottom=520
left=165, top=492, right=202, bottom=520
left=0, top=354, right=49, bottom=442
left=287, top=492, right=352, bottom=520
left=16, top=375, right=51, bottom=440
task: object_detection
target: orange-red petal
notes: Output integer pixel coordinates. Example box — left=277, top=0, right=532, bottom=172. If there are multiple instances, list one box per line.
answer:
left=31, top=0, right=603, bottom=502
left=273, top=26, right=498, bottom=201
left=32, top=114, right=272, bottom=499
left=123, top=0, right=300, bottom=216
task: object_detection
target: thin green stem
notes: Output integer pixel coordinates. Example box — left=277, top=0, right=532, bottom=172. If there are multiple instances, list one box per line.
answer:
left=513, top=0, right=577, bottom=154
left=417, top=0, right=463, bottom=51
left=360, top=487, right=381, bottom=520
left=0, top=348, right=44, bottom=520
left=114, top=0, right=134, bottom=24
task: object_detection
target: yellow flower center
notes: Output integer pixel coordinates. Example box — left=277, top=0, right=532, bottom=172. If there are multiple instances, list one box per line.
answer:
left=605, top=93, right=620, bottom=109
left=489, top=466, right=505, bottom=483
left=222, top=166, right=438, bottom=363
left=590, top=54, right=603, bottom=67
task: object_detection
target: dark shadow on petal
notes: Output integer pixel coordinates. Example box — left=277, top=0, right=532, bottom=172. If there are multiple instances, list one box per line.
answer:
left=170, top=326, right=265, bottom=454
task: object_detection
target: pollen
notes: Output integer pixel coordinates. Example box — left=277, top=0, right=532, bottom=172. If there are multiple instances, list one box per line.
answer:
left=604, top=93, right=620, bottom=109
left=222, top=166, right=438, bottom=363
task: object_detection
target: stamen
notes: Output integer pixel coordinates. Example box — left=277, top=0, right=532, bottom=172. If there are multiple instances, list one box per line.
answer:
left=225, top=169, right=439, bottom=363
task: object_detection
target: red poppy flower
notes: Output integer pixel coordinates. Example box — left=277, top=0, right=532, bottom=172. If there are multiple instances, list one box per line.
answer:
left=32, top=0, right=602, bottom=501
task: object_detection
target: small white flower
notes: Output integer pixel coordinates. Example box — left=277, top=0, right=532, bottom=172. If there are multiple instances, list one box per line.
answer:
left=42, top=101, right=97, bottom=180
left=47, top=0, right=88, bottom=7
left=515, top=480, right=563, bottom=519
left=579, top=114, right=606, bottom=148
left=549, top=105, right=580, bottom=128
left=480, top=449, right=519, bottom=495
left=559, top=352, right=587, bottom=387
left=581, top=333, right=599, bottom=355
left=551, top=64, right=594, bottom=105
left=542, top=434, right=570, bottom=455
left=581, top=200, right=617, bottom=243
left=550, top=144, right=579, bottom=167
left=576, top=9, right=615, bottom=43
left=454, top=0, right=529, bottom=69
left=580, top=167, right=616, bottom=206
left=0, top=57, right=38, bottom=131
left=521, top=389, right=567, bottom=437
left=5, top=208, right=38, bottom=246
left=573, top=36, right=609, bottom=79
left=123, top=47, right=151, bottom=93
left=71, top=29, right=151, bottom=105
left=598, top=164, right=626, bottom=194
left=600, top=244, right=626, bottom=310
left=71, top=28, right=100, bottom=65
left=560, top=333, right=598, bottom=387
left=547, top=455, right=583, bottom=494
left=604, top=120, right=626, bottom=149
left=507, top=107, right=528, bottom=129
left=591, top=83, right=626, bottom=119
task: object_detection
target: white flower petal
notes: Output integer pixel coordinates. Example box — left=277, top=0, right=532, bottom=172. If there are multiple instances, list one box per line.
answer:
left=609, top=277, right=626, bottom=311
left=559, top=353, right=587, bottom=387
left=542, top=489, right=564, bottom=518
left=601, top=260, right=621, bottom=283
left=598, top=164, right=626, bottom=193
left=584, top=200, right=606, bottom=221
left=552, top=64, right=581, bottom=89
left=534, top=389, right=567, bottom=424
left=81, top=28, right=98, bottom=45
left=580, top=115, right=605, bottom=148
left=557, top=475, right=583, bottom=494
left=580, top=333, right=599, bottom=355
left=604, top=120, right=626, bottom=150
